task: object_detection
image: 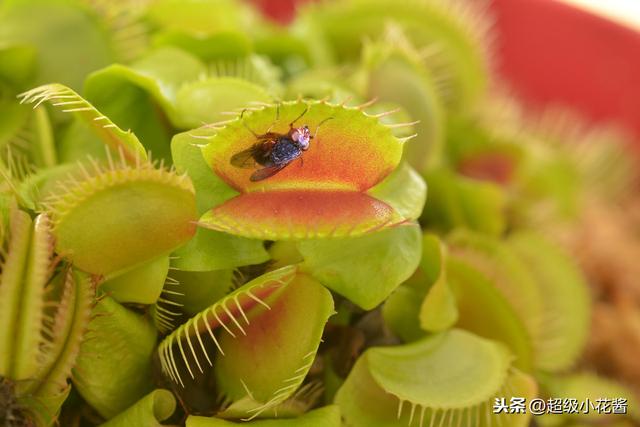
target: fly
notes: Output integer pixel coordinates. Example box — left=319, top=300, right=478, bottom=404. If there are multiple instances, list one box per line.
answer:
left=230, top=106, right=332, bottom=182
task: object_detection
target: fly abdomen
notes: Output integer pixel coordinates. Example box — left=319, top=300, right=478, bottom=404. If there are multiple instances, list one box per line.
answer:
left=270, top=137, right=302, bottom=165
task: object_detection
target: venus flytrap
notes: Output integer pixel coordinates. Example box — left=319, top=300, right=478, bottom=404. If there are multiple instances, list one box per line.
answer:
left=295, top=0, right=493, bottom=110
left=198, top=100, right=418, bottom=239
left=73, top=295, right=158, bottom=419
left=505, top=233, right=590, bottom=372
left=447, top=231, right=545, bottom=357
left=445, top=257, right=534, bottom=372
left=25, top=267, right=93, bottom=426
left=98, top=389, right=177, bottom=427
left=187, top=405, right=342, bottom=427
left=336, top=329, right=536, bottom=427
left=157, top=266, right=337, bottom=420
left=18, top=83, right=147, bottom=164
left=100, top=255, right=170, bottom=305
left=421, top=167, right=507, bottom=235
left=359, top=27, right=445, bottom=172
left=0, top=0, right=114, bottom=90
left=285, top=67, right=360, bottom=104
left=382, top=228, right=592, bottom=381
left=40, top=157, right=197, bottom=276
left=15, top=83, right=197, bottom=277
left=1, top=0, right=636, bottom=425
left=213, top=272, right=334, bottom=419
left=80, top=47, right=286, bottom=164
left=0, top=205, right=94, bottom=425
left=163, top=269, right=234, bottom=317
left=145, top=0, right=257, bottom=62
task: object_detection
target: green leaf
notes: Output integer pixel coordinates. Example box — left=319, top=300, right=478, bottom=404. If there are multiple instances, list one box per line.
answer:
left=299, top=223, right=422, bottom=309
left=419, top=272, right=457, bottom=333
left=363, top=37, right=444, bottom=172
left=99, top=389, right=177, bottom=427
left=46, top=160, right=197, bottom=276
left=28, top=268, right=94, bottom=425
left=0, top=209, right=51, bottom=380
left=0, top=0, right=114, bottom=90
left=174, top=77, right=272, bottom=129
left=172, top=228, right=269, bottom=272
left=158, top=266, right=298, bottom=386
left=421, top=168, right=506, bottom=235
left=214, top=273, right=334, bottom=418
left=0, top=44, right=36, bottom=87
left=383, top=233, right=455, bottom=340
left=382, top=285, right=426, bottom=342
left=167, top=269, right=235, bottom=316
left=508, top=231, right=591, bottom=372
left=73, top=296, right=157, bottom=419
left=418, top=234, right=457, bottom=334
left=154, top=31, right=252, bottom=61
left=146, top=0, right=254, bottom=35
left=368, top=162, right=427, bottom=220
left=297, top=0, right=491, bottom=110
left=84, top=47, right=207, bottom=160
left=187, top=405, right=341, bottom=426
left=57, top=119, right=112, bottom=163
left=18, top=83, right=147, bottom=163
left=336, top=329, right=536, bottom=427
left=446, top=257, right=534, bottom=372
left=368, top=330, right=511, bottom=407
left=171, top=129, right=239, bottom=213
left=101, top=255, right=170, bottom=305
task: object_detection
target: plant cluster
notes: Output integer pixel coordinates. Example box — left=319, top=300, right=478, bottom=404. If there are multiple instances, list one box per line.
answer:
left=0, top=0, right=639, bottom=426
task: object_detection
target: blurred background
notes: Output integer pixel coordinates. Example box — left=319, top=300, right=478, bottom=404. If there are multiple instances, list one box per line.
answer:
left=252, top=0, right=640, bottom=151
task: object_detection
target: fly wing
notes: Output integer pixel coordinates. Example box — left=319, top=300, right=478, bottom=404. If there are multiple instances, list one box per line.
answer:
left=230, top=147, right=257, bottom=168
left=230, top=139, right=276, bottom=168
left=250, top=163, right=287, bottom=181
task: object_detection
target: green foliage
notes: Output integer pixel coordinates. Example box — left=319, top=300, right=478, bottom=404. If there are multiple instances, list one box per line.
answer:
left=0, top=0, right=114, bottom=90
left=298, top=223, right=422, bottom=309
left=101, top=255, right=170, bottom=304
left=73, top=296, right=157, bottom=419
left=0, top=0, right=631, bottom=426
left=187, top=405, right=341, bottom=426
left=336, top=329, right=536, bottom=427
left=45, top=158, right=197, bottom=276
left=99, top=389, right=177, bottom=427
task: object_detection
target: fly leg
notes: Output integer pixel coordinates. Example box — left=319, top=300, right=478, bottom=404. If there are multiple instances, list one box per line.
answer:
left=240, top=108, right=259, bottom=137
left=289, top=104, right=309, bottom=129
left=264, top=102, right=281, bottom=134
left=310, top=116, right=334, bottom=150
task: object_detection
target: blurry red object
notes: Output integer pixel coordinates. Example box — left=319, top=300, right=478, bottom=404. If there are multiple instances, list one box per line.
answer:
left=251, top=0, right=640, bottom=149
left=250, top=0, right=313, bottom=23
left=493, top=0, right=640, bottom=149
